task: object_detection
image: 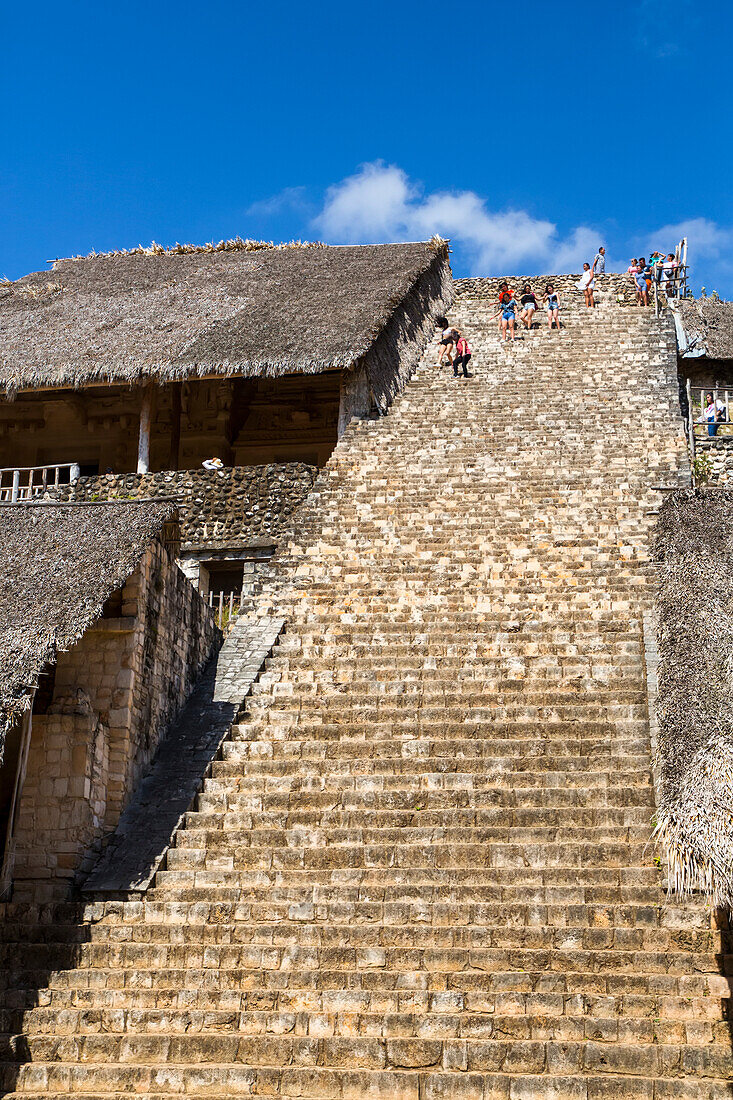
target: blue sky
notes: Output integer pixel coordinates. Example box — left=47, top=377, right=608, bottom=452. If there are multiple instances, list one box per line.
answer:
left=3, top=0, right=731, bottom=294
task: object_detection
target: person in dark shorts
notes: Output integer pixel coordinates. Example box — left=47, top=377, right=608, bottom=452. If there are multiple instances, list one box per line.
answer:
left=453, top=333, right=472, bottom=378
left=497, top=283, right=518, bottom=342
left=519, top=284, right=538, bottom=331
left=436, top=317, right=459, bottom=367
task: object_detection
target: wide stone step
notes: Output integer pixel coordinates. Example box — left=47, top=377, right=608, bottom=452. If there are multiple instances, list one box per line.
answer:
left=166, top=832, right=654, bottom=866
left=196, top=785, right=656, bottom=813
left=201, top=766, right=654, bottom=791
left=5, top=983, right=728, bottom=1022
left=3, top=1066, right=732, bottom=1100
left=0, top=898, right=711, bottom=939
left=221, top=738, right=652, bottom=763
left=1, top=924, right=720, bottom=959
left=4, top=963, right=727, bottom=1004
left=229, top=720, right=651, bottom=741
left=1, top=1035, right=731, bottom=1082
left=183, top=806, right=654, bottom=831
left=207, top=758, right=653, bottom=783
left=148, top=861, right=663, bottom=886
left=6, top=1007, right=731, bottom=1049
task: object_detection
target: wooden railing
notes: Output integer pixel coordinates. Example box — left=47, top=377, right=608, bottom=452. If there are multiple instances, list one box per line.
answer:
left=0, top=463, right=81, bottom=503
left=208, top=589, right=245, bottom=632
left=652, top=238, right=690, bottom=316
left=685, top=384, right=733, bottom=469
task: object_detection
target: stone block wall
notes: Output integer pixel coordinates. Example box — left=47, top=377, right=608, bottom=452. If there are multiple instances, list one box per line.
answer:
left=51, top=463, right=318, bottom=550
left=455, top=273, right=644, bottom=307
left=692, top=438, right=733, bottom=485
left=11, top=537, right=219, bottom=901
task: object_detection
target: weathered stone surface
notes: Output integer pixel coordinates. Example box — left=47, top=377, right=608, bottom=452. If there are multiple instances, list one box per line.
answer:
left=83, top=615, right=284, bottom=893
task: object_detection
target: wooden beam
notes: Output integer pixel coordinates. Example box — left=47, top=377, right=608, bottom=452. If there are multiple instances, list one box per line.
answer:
left=169, top=383, right=182, bottom=471
left=137, top=384, right=154, bottom=474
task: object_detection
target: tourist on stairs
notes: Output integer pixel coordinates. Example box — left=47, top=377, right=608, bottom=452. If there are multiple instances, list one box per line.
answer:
left=543, top=283, right=560, bottom=330
left=498, top=283, right=518, bottom=342
left=436, top=318, right=458, bottom=367
left=594, top=246, right=606, bottom=273
left=453, top=333, right=472, bottom=378
left=519, top=284, right=538, bottom=331
left=578, top=260, right=597, bottom=307
left=635, top=258, right=651, bottom=306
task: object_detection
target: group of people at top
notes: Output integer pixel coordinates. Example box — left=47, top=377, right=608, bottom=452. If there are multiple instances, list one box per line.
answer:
left=492, top=281, right=562, bottom=342
left=628, top=252, right=680, bottom=306
left=437, top=243, right=683, bottom=362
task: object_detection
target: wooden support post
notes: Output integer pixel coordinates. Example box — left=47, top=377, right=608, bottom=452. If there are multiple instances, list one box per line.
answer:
left=169, top=383, right=182, bottom=471
left=10, top=470, right=20, bottom=503
left=686, top=378, right=696, bottom=471
left=137, top=384, right=154, bottom=474
left=0, top=708, right=34, bottom=900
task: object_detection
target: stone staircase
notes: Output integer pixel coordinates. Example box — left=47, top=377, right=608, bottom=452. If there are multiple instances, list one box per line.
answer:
left=0, top=281, right=731, bottom=1098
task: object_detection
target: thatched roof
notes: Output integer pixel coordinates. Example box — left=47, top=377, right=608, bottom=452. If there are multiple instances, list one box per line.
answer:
left=653, top=488, right=733, bottom=906
left=0, top=239, right=449, bottom=393
left=0, top=500, right=176, bottom=750
left=674, top=298, right=733, bottom=359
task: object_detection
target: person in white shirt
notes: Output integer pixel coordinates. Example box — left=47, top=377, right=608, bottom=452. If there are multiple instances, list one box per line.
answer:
left=202, top=457, right=224, bottom=470
left=696, top=393, right=727, bottom=437
left=660, top=254, right=679, bottom=296
left=578, top=260, right=598, bottom=308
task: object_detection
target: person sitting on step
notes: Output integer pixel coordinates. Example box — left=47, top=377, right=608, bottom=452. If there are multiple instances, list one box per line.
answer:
left=453, top=332, right=472, bottom=378
left=519, top=284, right=538, bottom=331
left=543, top=284, right=560, bottom=330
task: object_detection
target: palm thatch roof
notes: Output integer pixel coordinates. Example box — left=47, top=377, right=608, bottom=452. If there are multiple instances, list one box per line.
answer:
left=674, top=298, right=733, bottom=360
left=0, top=500, right=176, bottom=752
left=653, top=488, right=733, bottom=906
left=0, top=239, right=450, bottom=394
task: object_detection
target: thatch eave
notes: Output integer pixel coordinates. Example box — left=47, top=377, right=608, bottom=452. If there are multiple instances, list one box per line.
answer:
left=0, top=240, right=451, bottom=394
left=0, top=500, right=179, bottom=754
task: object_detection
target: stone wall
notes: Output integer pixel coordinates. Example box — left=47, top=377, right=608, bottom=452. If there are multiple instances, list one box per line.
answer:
left=51, top=463, right=318, bottom=549
left=11, top=537, right=219, bottom=901
left=455, top=272, right=644, bottom=307
left=692, top=437, right=733, bottom=485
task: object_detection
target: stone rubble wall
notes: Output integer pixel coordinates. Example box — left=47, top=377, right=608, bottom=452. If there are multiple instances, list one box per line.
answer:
left=693, top=437, right=733, bottom=485
left=11, top=537, right=220, bottom=901
left=50, top=464, right=318, bottom=549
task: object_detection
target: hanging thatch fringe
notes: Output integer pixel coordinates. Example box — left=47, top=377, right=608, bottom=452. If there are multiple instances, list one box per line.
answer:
left=0, top=240, right=451, bottom=394
left=55, top=237, right=327, bottom=266
left=654, top=488, right=733, bottom=909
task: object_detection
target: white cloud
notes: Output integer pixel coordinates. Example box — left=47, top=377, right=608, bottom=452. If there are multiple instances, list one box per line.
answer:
left=312, top=161, right=603, bottom=275
left=249, top=162, right=733, bottom=295
left=247, top=186, right=311, bottom=218
left=643, top=217, right=733, bottom=261
left=639, top=218, right=733, bottom=296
